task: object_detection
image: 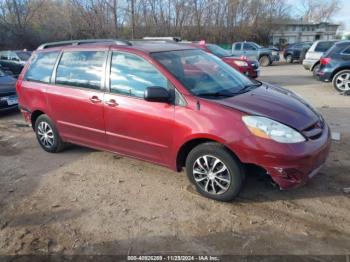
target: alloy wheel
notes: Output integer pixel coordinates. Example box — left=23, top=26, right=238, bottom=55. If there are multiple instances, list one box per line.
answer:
left=192, top=155, right=231, bottom=195
left=37, top=121, right=55, bottom=148
left=335, top=73, right=350, bottom=91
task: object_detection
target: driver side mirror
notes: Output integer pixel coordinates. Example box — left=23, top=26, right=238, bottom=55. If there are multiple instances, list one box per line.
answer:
left=144, top=86, right=172, bottom=103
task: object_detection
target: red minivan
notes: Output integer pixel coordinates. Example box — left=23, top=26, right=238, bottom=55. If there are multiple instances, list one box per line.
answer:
left=17, top=40, right=331, bottom=201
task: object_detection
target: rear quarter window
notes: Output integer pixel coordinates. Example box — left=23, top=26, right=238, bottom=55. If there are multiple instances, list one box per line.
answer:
left=56, top=51, right=106, bottom=90
left=234, top=43, right=241, bottom=50
left=315, top=42, right=335, bottom=52
left=24, top=51, right=59, bottom=83
left=342, top=47, right=350, bottom=55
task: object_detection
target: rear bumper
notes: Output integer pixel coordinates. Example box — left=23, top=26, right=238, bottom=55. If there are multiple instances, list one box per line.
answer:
left=302, top=59, right=317, bottom=70
left=245, top=68, right=260, bottom=78
left=317, top=69, right=333, bottom=82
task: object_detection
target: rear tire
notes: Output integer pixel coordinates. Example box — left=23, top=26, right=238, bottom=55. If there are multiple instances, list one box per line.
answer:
left=35, top=114, right=65, bottom=153
left=332, top=70, right=350, bottom=93
left=185, top=142, right=244, bottom=202
left=286, top=55, right=293, bottom=63
left=259, top=56, right=270, bottom=67
left=312, top=64, right=320, bottom=78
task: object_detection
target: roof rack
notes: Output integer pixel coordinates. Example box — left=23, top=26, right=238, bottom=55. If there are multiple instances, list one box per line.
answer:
left=142, top=37, right=182, bottom=42
left=37, top=39, right=132, bottom=50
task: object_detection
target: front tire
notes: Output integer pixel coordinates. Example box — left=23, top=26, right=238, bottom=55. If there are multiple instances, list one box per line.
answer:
left=35, top=114, right=65, bottom=153
left=185, top=142, right=244, bottom=202
left=332, top=70, right=350, bottom=93
left=286, top=55, right=293, bottom=63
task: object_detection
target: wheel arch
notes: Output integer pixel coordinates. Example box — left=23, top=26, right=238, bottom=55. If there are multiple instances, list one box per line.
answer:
left=331, top=67, right=350, bottom=81
left=175, top=136, right=242, bottom=172
left=311, top=61, right=320, bottom=71
left=30, top=109, right=46, bottom=130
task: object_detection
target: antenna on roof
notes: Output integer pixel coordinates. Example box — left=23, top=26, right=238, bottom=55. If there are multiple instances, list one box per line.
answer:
left=37, top=39, right=132, bottom=50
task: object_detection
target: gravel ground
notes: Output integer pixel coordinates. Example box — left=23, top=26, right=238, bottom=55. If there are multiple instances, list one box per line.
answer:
left=0, top=64, right=349, bottom=257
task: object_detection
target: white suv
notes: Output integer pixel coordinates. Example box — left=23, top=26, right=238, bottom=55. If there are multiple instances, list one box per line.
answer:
left=302, top=40, right=337, bottom=77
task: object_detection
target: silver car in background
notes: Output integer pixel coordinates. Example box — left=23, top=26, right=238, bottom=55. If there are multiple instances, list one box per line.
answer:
left=302, top=40, right=338, bottom=77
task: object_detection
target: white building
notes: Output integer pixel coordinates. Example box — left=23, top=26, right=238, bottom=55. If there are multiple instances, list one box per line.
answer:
left=272, top=21, right=339, bottom=46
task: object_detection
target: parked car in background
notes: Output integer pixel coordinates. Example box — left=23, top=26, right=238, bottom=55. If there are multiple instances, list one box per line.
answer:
left=0, top=66, right=18, bottom=111
left=231, top=41, right=279, bottom=67
left=188, top=42, right=260, bottom=78
left=17, top=39, right=330, bottom=202
left=283, top=42, right=312, bottom=63
left=0, top=50, right=32, bottom=76
left=303, top=40, right=338, bottom=77
left=317, top=41, right=350, bottom=93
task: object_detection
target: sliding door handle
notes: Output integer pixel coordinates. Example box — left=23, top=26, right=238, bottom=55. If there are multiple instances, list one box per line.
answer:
left=89, top=96, right=102, bottom=103
left=105, top=99, right=118, bottom=107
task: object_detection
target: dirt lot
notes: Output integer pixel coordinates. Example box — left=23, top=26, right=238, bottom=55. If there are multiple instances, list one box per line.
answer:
left=0, top=64, right=349, bottom=257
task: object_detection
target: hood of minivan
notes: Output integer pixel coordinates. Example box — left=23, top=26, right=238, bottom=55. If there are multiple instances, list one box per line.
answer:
left=0, top=75, right=16, bottom=94
left=212, top=83, right=320, bottom=131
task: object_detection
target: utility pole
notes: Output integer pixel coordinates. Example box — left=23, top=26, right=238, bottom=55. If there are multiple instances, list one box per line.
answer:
left=130, top=0, right=135, bottom=40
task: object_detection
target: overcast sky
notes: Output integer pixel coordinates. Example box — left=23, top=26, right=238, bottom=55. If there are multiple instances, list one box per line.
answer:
left=333, top=0, right=350, bottom=30
left=288, top=0, right=350, bottom=31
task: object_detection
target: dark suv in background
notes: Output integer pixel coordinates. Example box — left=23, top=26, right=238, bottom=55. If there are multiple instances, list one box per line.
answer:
left=0, top=50, right=32, bottom=76
left=317, top=41, right=350, bottom=93
left=283, top=42, right=312, bottom=63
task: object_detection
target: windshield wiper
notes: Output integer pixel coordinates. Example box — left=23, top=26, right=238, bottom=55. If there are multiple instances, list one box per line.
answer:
left=239, top=81, right=262, bottom=93
left=197, top=91, right=236, bottom=98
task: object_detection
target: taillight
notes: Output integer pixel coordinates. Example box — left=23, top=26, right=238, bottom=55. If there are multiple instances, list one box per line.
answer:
left=320, top=57, right=331, bottom=65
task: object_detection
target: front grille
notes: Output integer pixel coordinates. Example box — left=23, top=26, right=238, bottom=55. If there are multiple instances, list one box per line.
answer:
left=302, top=119, right=324, bottom=140
left=0, top=92, right=17, bottom=109
left=0, top=91, right=16, bottom=97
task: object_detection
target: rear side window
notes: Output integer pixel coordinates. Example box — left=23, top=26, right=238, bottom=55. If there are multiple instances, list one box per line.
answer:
left=56, top=51, right=106, bottom=90
left=234, top=43, right=241, bottom=50
left=110, top=52, right=168, bottom=98
left=24, top=51, right=59, bottom=83
left=342, top=47, right=350, bottom=55
left=315, top=42, right=335, bottom=52
left=243, top=43, right=256, bottom=51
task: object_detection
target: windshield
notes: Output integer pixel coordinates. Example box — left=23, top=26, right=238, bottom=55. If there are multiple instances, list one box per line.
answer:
left=16, top=51, right=31, bottom=61
left=206, top=44, right=231, bottom=58
left=152, top=49, right=257, bottom=98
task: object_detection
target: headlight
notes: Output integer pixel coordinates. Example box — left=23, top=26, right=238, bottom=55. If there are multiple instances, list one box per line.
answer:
left=242, top=116, right=305, bottom=143
left=233, top=60, right=248, bottom=67
left=272, top=51, right=278, bottom=56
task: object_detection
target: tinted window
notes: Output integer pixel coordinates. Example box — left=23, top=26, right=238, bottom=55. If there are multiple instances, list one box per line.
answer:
left=207, top=44, right=231, bottom=58
left=343, top=47, right=350, bottom=55
left=234, top=43, right=241, bottom=50
left=243, top=43, right=256, bottom=51
left=315, top=42, right=335, bottom=52
left=16, top=51, right=31, bottom=61
left=110, top=52, right=168, bottom=98
left=56, top=51, right=105, bottom=90
left=24, top=51, right=59, bottom=83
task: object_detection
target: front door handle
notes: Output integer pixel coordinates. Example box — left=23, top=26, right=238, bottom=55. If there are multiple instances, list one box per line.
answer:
left=89, top=96, right=101, bottom=103
left=105, top=99, right=118, bottom=107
